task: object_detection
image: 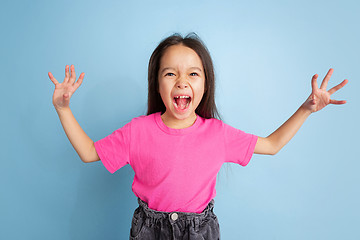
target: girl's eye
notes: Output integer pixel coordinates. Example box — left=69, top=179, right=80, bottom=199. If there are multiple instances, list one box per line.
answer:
left=165, top=72, right=198, bottom=77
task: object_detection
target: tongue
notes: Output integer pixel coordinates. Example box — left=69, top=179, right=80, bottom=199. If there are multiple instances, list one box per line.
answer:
left=176, top=98, right=188, bottom=110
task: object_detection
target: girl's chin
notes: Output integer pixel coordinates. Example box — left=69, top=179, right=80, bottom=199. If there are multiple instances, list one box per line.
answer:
left=170, top=110, right=192, bottom=119
left=165, top=107, right=195, bottom=120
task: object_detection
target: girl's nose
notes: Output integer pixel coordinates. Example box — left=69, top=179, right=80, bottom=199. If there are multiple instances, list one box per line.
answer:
left=176, top=80, right=189, bottom=89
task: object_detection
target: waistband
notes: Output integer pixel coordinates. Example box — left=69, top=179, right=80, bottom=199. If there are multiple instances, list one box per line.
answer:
left=137, top=198, right=215, bottom=222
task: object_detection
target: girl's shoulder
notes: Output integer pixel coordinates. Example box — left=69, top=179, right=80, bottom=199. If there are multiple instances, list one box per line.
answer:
left=199, top=116, right=225, bottom=129
left=202, top=116, right=222, bottom=124
left=128, top=112, right=159, bottom=125
left=131, top=113, right=151, bottom=120
left=201, top=117, right=241, bottom=131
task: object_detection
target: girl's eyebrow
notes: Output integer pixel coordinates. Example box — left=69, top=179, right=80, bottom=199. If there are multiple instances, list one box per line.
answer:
left=160, top=67, right=202, bottom=74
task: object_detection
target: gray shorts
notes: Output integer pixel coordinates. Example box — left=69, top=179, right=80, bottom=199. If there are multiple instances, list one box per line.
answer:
left=130, top=198, right=221, bottom=240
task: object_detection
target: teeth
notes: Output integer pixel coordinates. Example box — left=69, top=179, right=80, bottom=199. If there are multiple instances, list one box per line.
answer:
left=174, top=96, right=190, bottom=99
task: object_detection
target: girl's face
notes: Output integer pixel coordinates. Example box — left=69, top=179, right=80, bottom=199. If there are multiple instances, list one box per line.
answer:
left=158, top=44, right=205, bottom=125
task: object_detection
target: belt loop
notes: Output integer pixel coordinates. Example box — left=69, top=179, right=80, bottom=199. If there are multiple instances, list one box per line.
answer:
left=194, top=217, right=200, bottom=232
left=145, top=217, right=151, bottom=227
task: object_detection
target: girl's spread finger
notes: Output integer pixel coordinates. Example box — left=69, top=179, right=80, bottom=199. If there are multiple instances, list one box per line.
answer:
left=48, top=72, right=59, bottom=85
left=330, top=99, right=347, bottom=104
left=320, top=68, right=334, bottom=90
left=64, top=65, right=70, bottom=82
left=311, top=74, right=318, bottom=90
left=328, top=79, right=348, bottom=95
left=70, top=65, right=76, bottom=83
left=74, top=73, right=84, bottom=88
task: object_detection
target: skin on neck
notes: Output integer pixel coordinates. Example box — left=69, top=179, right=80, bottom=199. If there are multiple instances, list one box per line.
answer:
left=161, top=110, right=197, bottom=129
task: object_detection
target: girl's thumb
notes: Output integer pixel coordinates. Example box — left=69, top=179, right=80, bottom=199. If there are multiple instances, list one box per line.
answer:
left=63, top=93, right=71, bottom=101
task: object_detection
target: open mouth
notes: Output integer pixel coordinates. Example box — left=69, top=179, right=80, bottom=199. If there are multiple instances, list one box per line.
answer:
left=173, top=95, right=191, bottom=111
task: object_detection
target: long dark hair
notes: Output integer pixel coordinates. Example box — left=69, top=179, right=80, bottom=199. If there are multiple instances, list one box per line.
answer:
left=146, top=32, right=220, bottom=119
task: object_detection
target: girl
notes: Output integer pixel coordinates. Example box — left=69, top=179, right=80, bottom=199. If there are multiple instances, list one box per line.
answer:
left=48, top=33, right=348, bottom=240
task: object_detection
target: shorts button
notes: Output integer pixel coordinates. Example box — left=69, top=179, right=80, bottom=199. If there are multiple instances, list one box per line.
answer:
left=171, top=212, right=178, bottom=221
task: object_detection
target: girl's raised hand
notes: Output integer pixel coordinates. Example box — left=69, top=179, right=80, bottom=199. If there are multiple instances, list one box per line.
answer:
left=48, top=65, right=85, bottom=111
left=302, top=68, right=348, bottom=113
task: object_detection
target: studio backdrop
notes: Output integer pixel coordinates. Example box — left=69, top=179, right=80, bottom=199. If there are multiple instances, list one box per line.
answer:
left=1, top=0, right=359, bottom=239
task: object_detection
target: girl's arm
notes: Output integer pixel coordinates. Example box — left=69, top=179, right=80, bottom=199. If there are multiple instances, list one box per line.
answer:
left=49, top=65, right=100, bottom=163
left=254, top=68, right=348, bottom=155
left=55, top=107, right=100, bottom=163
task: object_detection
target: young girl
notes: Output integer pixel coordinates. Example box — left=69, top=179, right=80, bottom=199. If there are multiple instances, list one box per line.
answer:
left=48, top=33, right=348, bottom=240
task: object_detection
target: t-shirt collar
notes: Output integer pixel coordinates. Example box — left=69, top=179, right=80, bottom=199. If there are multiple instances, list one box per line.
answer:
left=154, top=112, right=201, bottom=135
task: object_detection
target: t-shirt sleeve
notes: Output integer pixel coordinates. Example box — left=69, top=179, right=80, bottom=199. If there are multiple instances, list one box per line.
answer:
left=223, top=122, right=258, bottom=166
left=94, top=121, right=131, bottom=174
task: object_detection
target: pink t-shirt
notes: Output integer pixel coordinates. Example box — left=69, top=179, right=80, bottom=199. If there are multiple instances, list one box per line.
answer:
left=94, top=112, right=258, bottom=213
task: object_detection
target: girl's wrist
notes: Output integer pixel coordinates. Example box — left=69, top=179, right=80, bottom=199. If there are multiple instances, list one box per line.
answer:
left=55, top=106, right=71, bottom=115
left=300, top=102, right=313, bottom=116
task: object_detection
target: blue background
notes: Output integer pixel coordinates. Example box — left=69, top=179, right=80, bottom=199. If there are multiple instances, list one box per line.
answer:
left=1, top=0, right=359, bottom=239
